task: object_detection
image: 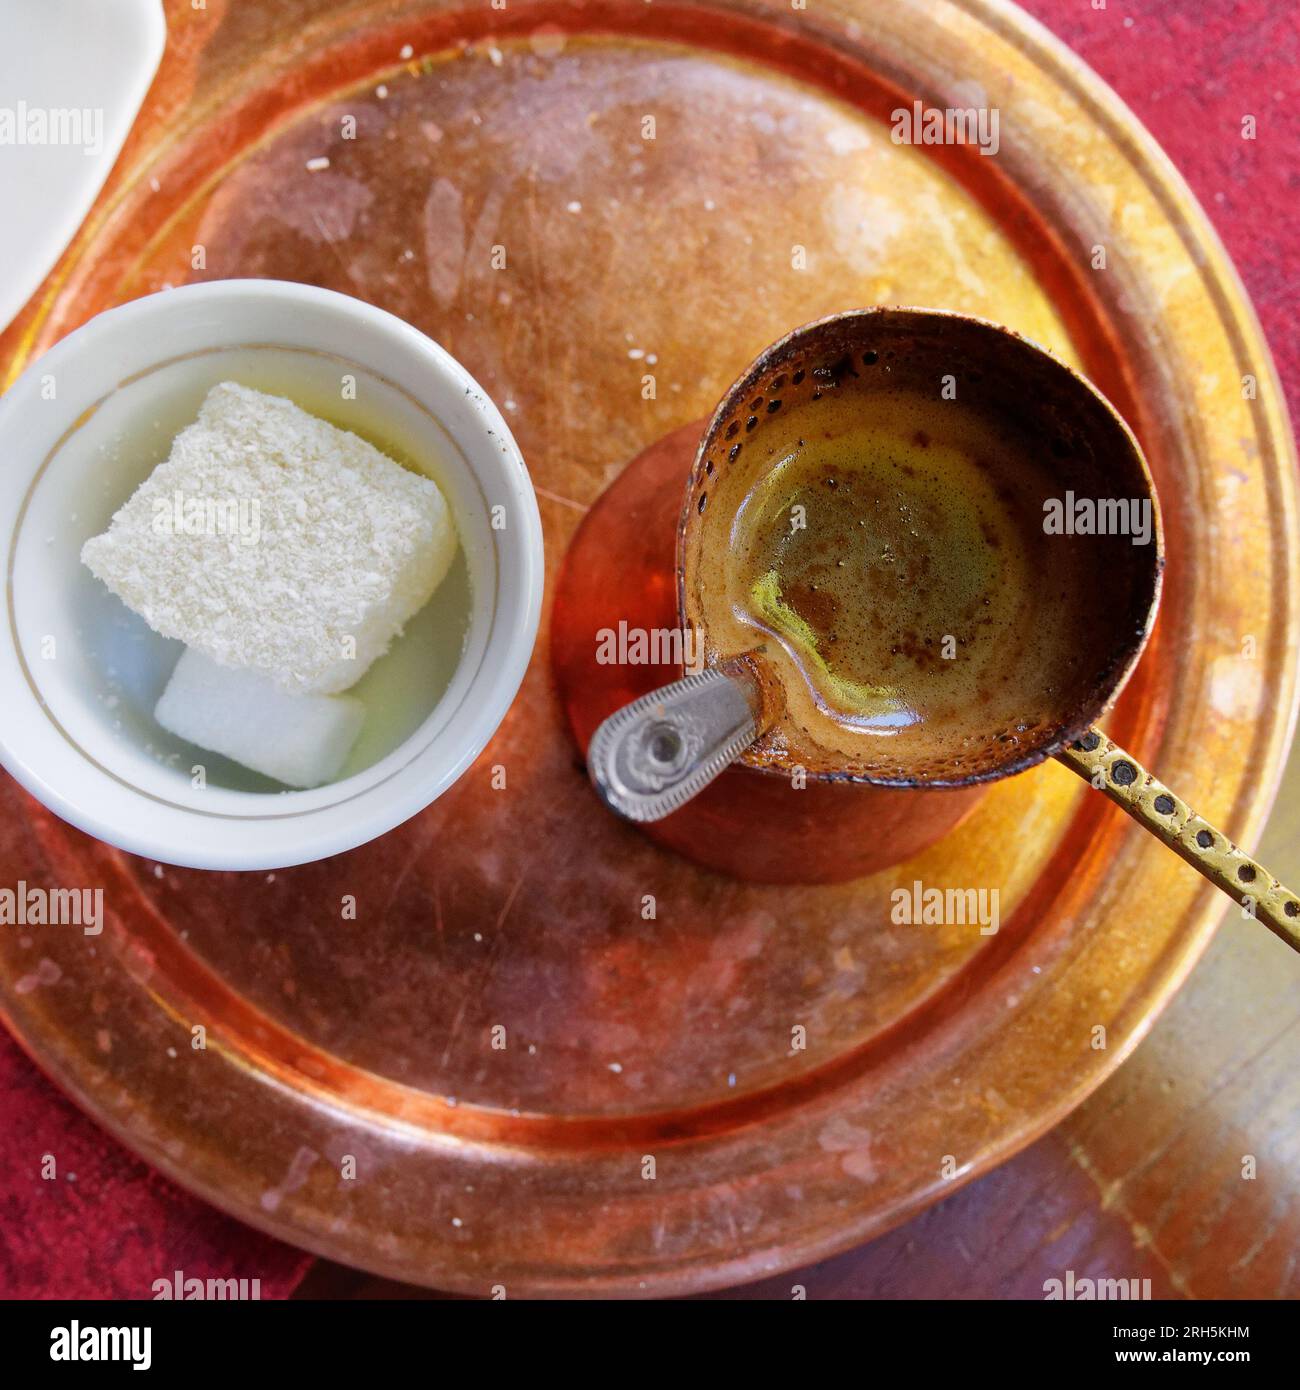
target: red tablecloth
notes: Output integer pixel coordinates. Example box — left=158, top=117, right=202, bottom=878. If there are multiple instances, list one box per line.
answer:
left=1, top=0, right=1295, bottom=1298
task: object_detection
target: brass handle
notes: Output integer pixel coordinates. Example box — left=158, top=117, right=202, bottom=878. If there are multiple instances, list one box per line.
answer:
left=1056, top=728, right=1300, bottom=954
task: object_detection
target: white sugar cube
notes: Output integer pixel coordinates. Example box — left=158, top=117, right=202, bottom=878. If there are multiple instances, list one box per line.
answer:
left=82, top=382, right=457, bottom=694
left=155, top=648, right=364, bottom=788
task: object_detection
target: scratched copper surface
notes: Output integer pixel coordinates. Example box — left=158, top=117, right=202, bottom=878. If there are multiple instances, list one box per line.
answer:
left=92, top=32, right=1106, bottom=1113
left=0, top=0, right=1294, bottom=1295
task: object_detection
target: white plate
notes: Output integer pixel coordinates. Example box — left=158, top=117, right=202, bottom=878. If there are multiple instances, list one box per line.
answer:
left=0, top=0, right=164, bottom=333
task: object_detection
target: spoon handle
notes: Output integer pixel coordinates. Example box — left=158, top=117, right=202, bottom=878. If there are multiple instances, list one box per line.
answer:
left=587, top=666, right=761, bottom=822
left=1056, top=728, right=1300, bottom=953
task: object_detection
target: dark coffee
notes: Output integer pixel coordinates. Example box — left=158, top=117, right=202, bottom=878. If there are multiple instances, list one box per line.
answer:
left=682, top=324, right=1157, bottom=784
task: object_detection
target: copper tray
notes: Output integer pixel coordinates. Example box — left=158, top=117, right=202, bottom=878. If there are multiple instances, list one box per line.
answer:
left=1, top=0, right=1295, bottom=1296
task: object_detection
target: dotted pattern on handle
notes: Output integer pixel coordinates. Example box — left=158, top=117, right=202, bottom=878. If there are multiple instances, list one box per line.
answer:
left=1057, top=728, right=1300, bottom=954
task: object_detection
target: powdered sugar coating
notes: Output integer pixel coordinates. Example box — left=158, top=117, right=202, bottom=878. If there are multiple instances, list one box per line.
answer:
left=81, top=382, right=457, bottom=693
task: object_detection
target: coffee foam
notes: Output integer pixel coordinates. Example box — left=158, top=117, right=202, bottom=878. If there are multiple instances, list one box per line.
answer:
left=681, top=318, right=1159, bottom=784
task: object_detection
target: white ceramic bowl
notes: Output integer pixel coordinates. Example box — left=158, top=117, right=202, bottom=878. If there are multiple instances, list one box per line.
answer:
left=0, top=280, right=543, bottom=869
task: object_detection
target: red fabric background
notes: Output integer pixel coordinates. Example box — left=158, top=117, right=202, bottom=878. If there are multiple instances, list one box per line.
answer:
left=1022, top=0, right=1298, bottom=423
left=1, top=0, right=1295, bottom=1298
